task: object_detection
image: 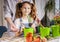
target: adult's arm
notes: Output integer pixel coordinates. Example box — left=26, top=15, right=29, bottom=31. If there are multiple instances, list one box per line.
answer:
left=4, top=0, right=19, bottom=32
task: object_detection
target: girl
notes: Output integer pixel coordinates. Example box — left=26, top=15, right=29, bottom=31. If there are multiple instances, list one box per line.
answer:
left=14, top=1, right=41, bottom=36
left=14, top=1, right=47, bottom=42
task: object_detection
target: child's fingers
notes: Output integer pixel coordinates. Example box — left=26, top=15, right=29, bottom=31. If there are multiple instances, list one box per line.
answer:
left=41, top=38, right=47, bottom=42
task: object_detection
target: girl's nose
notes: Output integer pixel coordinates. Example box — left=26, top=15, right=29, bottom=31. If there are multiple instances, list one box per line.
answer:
left=25, top=8, right=28, bottom=12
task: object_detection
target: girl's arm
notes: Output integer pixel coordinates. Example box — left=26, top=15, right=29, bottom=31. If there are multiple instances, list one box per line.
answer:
left=31, top=17, right=44, bottom=28
left=36, top=17, right=44, bottom=27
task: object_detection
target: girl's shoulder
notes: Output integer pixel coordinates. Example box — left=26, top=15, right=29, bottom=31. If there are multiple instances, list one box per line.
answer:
left=14, top=18, right=20, bottom=24
left=14, top=18, right=20, bottom=22
left=14, top=18, right=23, bottom=24
left=15, top=18, right=22, bottom=21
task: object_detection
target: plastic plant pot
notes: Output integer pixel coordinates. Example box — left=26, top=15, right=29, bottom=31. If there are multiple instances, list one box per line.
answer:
left=24, top=27, right=33, bottom=37
left=51, top=25, right=60, bottom=37
left=40, top=27, right=50, bottom=38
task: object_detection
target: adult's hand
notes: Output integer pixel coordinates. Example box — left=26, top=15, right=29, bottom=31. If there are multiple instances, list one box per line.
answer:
left=5, top=17, right=19, bottom=32
left=10, top=23, right=19, bottom=32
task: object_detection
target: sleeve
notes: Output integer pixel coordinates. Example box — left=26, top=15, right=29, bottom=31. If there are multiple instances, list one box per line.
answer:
left=14, top=18, right=20, bottom=29
left=4, top=0, right=11, bottom=18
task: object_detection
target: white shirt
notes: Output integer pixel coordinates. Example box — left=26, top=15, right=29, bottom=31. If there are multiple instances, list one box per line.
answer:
left=14, top=18, right=29, bottom=29
left=14, top=18, right=38, bottom=29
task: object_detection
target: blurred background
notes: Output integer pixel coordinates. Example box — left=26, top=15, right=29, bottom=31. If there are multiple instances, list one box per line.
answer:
left=0, top=0, right=60, bottom=27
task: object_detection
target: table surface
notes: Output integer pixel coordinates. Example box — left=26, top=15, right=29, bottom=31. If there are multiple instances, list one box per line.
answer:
left=0, top=32, right=60, bottom=42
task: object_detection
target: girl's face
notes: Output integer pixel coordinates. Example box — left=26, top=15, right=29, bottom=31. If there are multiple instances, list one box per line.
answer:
left=21, top=3, right=31, bottom=16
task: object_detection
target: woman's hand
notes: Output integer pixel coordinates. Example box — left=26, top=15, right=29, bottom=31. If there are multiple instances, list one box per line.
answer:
left=5, top=17, right=19, bottom=32
left=10, top=23, right=19, bottom=32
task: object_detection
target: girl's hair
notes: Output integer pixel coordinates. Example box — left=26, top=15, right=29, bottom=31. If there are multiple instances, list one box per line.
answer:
left=15, top=1, right=37, bottom=20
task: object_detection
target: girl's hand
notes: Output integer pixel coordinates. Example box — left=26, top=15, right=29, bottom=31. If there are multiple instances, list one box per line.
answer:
left=41, top=37, right=47, bottom=42
left=36, top=17, right=44, bottom=28
left=36, top=18, right=40, bottom=25
left=20, top=24, right=25, bottom=31
left=31, top=24, right=36, bottom=33
left=10, top=23, right=19, bottom=32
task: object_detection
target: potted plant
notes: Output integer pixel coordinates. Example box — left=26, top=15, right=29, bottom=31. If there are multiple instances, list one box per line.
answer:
left=54, top=15, right=60, bottom=25
left=41, top=0, right=55, bottom=27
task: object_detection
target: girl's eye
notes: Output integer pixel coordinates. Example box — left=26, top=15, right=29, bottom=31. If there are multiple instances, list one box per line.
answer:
left=23, top=7, right=30, bottom=9
left=24, top=7, right=26, bottom=9
left=28, top=8, right=30, bottom=9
